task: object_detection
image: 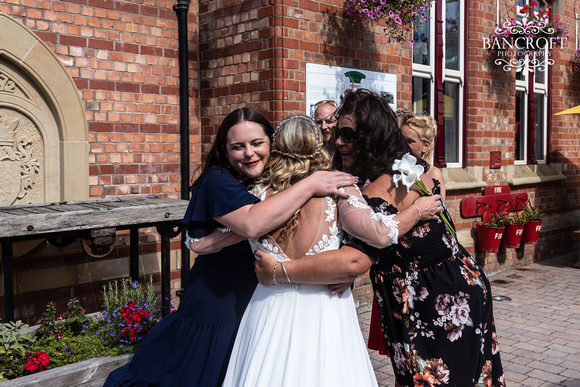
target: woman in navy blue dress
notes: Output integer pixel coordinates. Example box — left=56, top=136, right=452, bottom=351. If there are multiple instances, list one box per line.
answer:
left=104, top=107, right=355, bottom=387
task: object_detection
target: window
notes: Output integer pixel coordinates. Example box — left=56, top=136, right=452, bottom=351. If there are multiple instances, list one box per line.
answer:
left=514, top=0, right=548, bottom=164
left=412, top=0, right=465, bottom=167
left=412, top=6, right=433, bottom=115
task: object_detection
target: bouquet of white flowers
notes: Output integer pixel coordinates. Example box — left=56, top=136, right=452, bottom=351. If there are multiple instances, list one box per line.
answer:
left=393, top=153, right=456, bottom=237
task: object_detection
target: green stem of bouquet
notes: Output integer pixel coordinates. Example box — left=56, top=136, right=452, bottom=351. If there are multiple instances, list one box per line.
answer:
left=413, top=180, right=456, bottom=237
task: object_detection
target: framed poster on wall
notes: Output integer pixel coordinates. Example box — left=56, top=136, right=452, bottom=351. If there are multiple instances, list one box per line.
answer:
left=305, top=63, right=397, bottom=117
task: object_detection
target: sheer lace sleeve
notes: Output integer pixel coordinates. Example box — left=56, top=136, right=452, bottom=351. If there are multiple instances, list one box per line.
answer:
left=186, top=228, right=245, bottom=254
left=337, top=185, right=399, bottom=248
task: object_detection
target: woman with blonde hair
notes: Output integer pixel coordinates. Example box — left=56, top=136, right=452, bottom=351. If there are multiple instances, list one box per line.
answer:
left=257, top=91, right=504, bottom=386
left=399, top=114, right=446, bottom=198
left=191, top=114, right=443, bottom=386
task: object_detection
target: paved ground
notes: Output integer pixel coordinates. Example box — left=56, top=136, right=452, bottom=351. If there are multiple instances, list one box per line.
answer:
left=357, top=252, right=580, bottom=387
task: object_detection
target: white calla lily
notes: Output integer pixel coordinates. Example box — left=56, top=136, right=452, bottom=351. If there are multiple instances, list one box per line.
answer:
left=393, top=153, right=424, bottom=192
left=393, top=152, right=456, bottom=237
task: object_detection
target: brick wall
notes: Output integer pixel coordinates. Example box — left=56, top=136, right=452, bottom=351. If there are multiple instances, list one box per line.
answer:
left=2, top=0, right=580, bottom=322
left=1, top=0, right=199, bottom=323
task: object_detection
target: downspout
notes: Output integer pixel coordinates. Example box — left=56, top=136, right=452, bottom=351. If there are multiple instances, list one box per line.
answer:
left=272, top=1, right=285, bottom=119
left=173, top=0, right=191, bottom=294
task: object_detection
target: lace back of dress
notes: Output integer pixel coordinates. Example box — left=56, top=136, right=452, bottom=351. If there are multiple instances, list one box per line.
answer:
left=250, top=188, right=341, bottom=261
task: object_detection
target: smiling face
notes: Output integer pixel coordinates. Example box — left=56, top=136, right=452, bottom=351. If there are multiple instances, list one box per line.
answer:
left=334, top=114, right=356, bottom=172
left=225, top=121, right=271, bottom=179
left=314, top=103, right=337, bottom=143
left=401, top=124, right=429, bottom=159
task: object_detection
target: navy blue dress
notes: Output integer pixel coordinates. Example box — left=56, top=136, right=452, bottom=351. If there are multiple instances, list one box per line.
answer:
left=104, top=167, right=260, bottom=387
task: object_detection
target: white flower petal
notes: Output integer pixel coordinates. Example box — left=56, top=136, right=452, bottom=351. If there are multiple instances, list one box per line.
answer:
left=402, top=174, right=416, bottom=191
left=411, top=164, right=424, bottom=176
left=392, top=158, right=402, bottom=172
left=393, top=173, right=403, bottom=188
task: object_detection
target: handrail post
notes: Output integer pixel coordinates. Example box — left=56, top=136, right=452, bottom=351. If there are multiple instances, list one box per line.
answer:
left=1, top=239, right=14, bottom=322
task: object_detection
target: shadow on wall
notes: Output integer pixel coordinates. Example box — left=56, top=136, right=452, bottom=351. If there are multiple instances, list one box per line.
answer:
left=319, top=9, right=385, bottom=72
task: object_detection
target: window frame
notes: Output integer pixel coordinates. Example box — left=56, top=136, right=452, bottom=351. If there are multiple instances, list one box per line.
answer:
left=412, top=0, right=467, bottom=168
left=515, top=0, right=550, bottom=165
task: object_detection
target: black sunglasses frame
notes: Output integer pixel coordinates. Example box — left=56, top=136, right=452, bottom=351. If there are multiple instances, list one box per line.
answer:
left=333, top=126, right=357, bottom=143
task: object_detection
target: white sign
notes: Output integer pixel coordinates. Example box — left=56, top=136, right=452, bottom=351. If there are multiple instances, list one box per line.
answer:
left=305, top=63, right=397, bottom=116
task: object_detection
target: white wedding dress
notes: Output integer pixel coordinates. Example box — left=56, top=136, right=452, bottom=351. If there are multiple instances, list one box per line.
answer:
left=222, top=185, right=400, bottom=387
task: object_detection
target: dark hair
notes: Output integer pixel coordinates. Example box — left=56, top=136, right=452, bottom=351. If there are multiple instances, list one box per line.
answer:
left=190, top=107, right=275, bottom=190
left=333, top=89, right=429, bottom=182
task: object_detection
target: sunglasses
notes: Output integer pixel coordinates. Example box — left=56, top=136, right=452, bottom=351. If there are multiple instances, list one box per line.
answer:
left=333, top=126, right=357, bottom=143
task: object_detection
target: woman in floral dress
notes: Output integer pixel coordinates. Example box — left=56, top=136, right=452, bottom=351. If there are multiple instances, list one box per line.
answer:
left=256, top=89, right=505, bottom=386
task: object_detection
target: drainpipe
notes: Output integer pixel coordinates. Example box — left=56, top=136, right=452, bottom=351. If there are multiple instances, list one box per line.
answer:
left=173, top=0, right=191, bottom=296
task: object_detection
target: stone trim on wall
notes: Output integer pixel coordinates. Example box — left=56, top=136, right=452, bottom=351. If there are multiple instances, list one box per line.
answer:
left=507, top=164, right=566, bottom=186
left=442, top=166, right=487, bottom=191
left=0, top=12, right=88, bottom=201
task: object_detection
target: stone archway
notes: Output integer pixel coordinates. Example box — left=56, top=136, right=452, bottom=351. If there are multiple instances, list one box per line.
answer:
left=0, top=13, right=88, bottom=205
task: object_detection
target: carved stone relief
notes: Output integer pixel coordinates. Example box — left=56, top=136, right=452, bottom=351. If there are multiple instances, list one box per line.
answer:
left=0, top=107, right=43, bottom=205
left=0, top=12, right=89, bottom=204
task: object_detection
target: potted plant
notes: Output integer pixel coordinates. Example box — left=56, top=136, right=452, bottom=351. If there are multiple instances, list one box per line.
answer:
left=345, top=0, right=432, bottom=43
left=476, top=210, right=508, bottom=253
left=521, top=204, right=543, bottom=244
left=501, top=213, right=526, bottom=248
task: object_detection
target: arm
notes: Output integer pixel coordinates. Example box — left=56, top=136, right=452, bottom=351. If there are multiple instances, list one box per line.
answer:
left=216, top=170, right=356, bottom=239
left=254, top=246, right=373, bottom=285
left=338, top=185, right=441, bottom=248
left=186, top=229, right=245, bottom=255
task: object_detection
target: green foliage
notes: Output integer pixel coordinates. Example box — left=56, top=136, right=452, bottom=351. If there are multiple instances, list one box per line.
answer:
left=0, top=321, right=37, bottom=380
left=97, top=277, right=161, bottom=352
left=483, top=210, right=508, bottom=228
left=34, top=319, right=130, bottom=370
left=522, top=205, right=543, bottom=222
left=505, top=213, right=526, bottom=225
left=102, top=277, right=159, bottom=318
left=0, top=321, right=35, bottom=357
left=35, top=299, right=89, bottom=341
left=0, top=278, right=162, bottom=382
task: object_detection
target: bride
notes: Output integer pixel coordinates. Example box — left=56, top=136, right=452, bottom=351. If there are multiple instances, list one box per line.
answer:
left=190, top=115, right=438, bottom=386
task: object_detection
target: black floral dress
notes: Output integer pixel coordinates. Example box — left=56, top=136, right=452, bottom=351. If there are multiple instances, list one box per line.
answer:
left=346, top=182, right=505, bottom=387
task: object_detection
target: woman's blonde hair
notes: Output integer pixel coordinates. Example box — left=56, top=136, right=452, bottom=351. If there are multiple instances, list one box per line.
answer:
left=256, top=114, right=331, bottom=239
left=400, top=114, right=438, bottom=162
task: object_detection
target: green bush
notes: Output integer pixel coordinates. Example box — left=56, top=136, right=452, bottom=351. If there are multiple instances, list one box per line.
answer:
left=0, top=277, right=162, bottom=382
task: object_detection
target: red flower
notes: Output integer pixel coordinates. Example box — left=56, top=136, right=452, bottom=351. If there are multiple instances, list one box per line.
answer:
left=119, top=302, right=151, bottom=342
left=23, top=351, right=50, bottom=373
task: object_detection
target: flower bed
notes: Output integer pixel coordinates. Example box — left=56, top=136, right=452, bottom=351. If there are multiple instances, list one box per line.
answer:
left=0, top=278, right=162, bottom=383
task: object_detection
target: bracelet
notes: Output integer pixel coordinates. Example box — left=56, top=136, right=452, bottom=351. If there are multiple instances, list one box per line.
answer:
left=273, top=261, right=279, bottom=285
left=411, top=204, right=421, bottom=223
left=280, top=262, right=291, bottom=283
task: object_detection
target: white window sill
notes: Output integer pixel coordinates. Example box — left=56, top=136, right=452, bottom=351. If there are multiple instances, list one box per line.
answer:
left=442, top=167, right=487, bottom=191
left=507, top=164, right=566, bottom=186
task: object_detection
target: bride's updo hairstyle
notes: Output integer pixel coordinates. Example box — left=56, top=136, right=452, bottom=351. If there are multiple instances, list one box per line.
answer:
left=257, top=114, right=331, bottom=194
left=256, top=114, right=331, bottom=239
